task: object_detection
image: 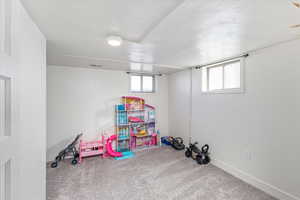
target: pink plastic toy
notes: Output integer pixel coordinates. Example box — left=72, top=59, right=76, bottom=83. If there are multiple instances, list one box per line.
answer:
left=105, top=134, right=122, bottom=157
left=151, top=133, right=158, bottom=146
left=128, top=116, right=144, bottom=123
left=130, top=133, right=158, bottom=149
left=79, top=135, right=105, bottom=163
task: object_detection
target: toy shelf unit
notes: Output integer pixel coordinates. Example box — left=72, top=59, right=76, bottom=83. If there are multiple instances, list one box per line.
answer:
left=115, top=104, right=131, bottom=153
left=115, top=96, right=159, bottom=152
left=79, top=135, right=105, bottom=163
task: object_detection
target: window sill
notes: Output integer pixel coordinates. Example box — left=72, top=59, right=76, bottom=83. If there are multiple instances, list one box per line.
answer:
left=130, top=91, right=155, bottom=94
left=201, top=88, right=244, bottom=95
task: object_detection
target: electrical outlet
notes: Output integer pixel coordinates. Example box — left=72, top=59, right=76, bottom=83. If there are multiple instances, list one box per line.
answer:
left=246, top=151, right=252, bottom=161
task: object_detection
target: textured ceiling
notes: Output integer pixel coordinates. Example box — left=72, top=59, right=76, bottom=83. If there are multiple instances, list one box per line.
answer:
left=22, top=0, right=300, bottom=74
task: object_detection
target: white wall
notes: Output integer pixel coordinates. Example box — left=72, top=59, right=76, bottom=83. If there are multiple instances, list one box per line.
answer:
left=169, top=40, right=300, bottom=200
left=47, top=66, right=169, bottom=161
left=168, top=70, right=191, bottom=144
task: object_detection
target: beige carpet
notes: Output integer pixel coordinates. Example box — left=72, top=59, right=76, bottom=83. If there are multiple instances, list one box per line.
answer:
left=47, top=147, right=277, bottom=200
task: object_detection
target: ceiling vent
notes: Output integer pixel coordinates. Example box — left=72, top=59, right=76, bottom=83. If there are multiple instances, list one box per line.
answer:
left=89, top=64, right=102, bottom=68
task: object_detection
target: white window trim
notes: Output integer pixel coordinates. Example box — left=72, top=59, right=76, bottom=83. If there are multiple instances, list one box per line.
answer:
left=129, top=74, right=156, bottom=93
left=201, top=58, right=245, bottom=94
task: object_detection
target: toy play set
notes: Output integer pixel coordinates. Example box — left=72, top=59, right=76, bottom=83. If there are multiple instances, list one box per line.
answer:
left=113, top=96, right=159, bottom=160
left=51, top=96, right=160, bottom=167
left=50, top=96, right=210, bottom=167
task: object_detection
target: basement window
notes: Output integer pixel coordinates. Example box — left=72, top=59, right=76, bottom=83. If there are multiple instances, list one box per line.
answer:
left=130, top=75, right=155, bottom=93
left=201, top=59, right=243, bottom=93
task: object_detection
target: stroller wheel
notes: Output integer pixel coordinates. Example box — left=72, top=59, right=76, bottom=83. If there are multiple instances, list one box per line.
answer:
left=71, top=159, right=78, bottom=165
left=51, top=162, right=58, bottom=168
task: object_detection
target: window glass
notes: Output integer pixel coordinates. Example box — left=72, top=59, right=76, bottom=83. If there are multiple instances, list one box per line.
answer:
left=142, top=76, right=153, bottom=92
left=224, top=62, right=240, bottom=89
left=130, top=75, right=141, bottom=92
left=201, top=60, right=242, bottom=93
left=201, top=67, right=208, bottom=92
left=130, top=75, right=154, bottom=93
left=208, top=66, right=223, bottom=91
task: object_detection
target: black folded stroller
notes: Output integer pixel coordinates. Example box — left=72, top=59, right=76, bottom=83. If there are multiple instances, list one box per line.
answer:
left=51, top=133, right=83, bottom=168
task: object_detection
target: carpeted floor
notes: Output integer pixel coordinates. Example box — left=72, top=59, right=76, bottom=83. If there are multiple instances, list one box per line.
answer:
left=47, top=147, right=277, bottom=200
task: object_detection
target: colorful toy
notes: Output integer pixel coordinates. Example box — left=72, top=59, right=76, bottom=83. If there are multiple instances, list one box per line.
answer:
left=105, top=134, right=134, bottom=160
left=114, top=96, right=159, bottom=157
left=146, top=122, right=155, bottom=135
left=106, top=134, right=122, bottom=157
left=54, top=96, right=160, bottom=165
left=150, top=133, right=158, bottom=146
left=128, top=116, right=144, bottom=123
left=79, top=135, right=105, bottom=163
left=116, top=105, right=128, bottom=125
left=136, top=129, right=146, bottom=136
left=122, top=96, right=144, bottom=110
left=144, top=104, right=155, bottom=123
left=161, top=136, right=172, bottom=146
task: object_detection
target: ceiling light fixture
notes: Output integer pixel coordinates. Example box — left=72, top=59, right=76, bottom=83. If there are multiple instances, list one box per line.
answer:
left=106, top=35, right=123, bottom=47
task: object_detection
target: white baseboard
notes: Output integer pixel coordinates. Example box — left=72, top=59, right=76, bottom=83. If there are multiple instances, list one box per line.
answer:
left=211, top=159, right=300, bottom=200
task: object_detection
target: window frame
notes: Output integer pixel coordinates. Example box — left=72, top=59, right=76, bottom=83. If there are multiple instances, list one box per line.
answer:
left=129, top=74, right=155, bottom=93
left=201, top=58, right=244, bottom=94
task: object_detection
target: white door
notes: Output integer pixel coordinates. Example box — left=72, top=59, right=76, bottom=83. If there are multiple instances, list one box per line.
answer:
left=1, top=0, right=46, bottom=199
left=0, top=0, right=18, bottom=200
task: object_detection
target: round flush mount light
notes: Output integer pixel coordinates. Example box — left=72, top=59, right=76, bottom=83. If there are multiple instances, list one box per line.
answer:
left=107, top=35, right=123, bottom=47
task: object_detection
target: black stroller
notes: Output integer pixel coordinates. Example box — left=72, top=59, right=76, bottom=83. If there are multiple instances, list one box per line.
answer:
left=51, top=133, right=83, bottom=168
